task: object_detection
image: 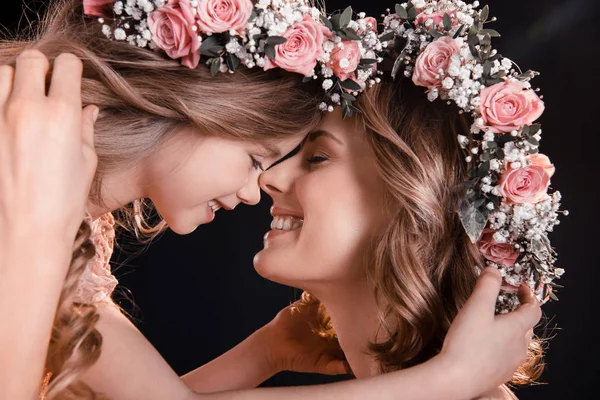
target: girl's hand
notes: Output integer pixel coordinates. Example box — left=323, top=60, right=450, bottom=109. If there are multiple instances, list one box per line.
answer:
left=262, top=300, right=349, bottom=376
left=440, top=267, right=541, bottom=398
left=0, top=50, right=98, bottom=249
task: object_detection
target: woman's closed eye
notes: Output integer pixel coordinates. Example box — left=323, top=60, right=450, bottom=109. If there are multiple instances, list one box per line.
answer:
left=306, top=155, right=328, bottom=164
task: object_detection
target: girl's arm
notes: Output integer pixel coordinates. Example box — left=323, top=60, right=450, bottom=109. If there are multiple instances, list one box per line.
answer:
left=82, top=268, right=540, bottom=400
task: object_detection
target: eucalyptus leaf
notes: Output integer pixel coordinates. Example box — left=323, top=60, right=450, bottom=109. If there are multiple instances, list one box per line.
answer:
left=226, top=53, right=240, bottom=72
left=430, top=29, right=444, bottom=39
left=264, top=44, right=276, bottom=60
left=527, top=136, right=539, bottom=146
left=340, top=78, right=362, bottom=91
left=341, top=28, right=361, bottom=40
left=443, top=13, right=452, bottom=31
left=483, top=60, right=492, bottom=77
left=468, top=34, right=479, bottom=46
left=210, top=58, right=220, bottom=76
left=395, top=4, right=408, bottom=19
left=407, top=3, right=418, bottom=19
left=341, top=92, right=356, bottom=101
left=480, top=5, right=489, bottom=22
left=480, top=28, right=501, bottom=37
left=391, top=55, right=403, bottom=80
left=458, top=198, right=489, bottom=243
left=340, top=6, right=353, bottom=29
left=530, top=124, right=541, bottom=134
left=549, top=291, right=559, bottom=301
left=320, top=15, right=334, bottom=32
left=267, top=36, right=287, bottom=45
left=495, top=148, right=504, bottom=159
left=522, top=125, right=530, bottom=135
left=453, top=24, right=465, bottom=39
left=330, top=14, right=341, bottom=31
left=360, top=58, right=378, bottom=65
left=200, top=36, right=221, bottom=57
left=379, top=31, right=395, bottom=41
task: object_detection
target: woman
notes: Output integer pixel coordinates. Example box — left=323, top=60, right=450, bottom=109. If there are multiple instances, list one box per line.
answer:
left=255, top=1, right=561, bottom=397
left=0, top=0, right=542, bottom=399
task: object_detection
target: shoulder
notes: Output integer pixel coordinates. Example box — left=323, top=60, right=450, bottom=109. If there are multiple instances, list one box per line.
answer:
left=474, top=385, right=518, bottom=400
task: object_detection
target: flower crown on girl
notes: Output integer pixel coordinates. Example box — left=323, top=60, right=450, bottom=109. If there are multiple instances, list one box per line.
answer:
left=85, top=0, right=565, bottom=313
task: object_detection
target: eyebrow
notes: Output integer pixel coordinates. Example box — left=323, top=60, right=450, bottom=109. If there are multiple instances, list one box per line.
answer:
left=305, top=129, right=343, bottom=146
left=262, top=142, right=282, bottom=158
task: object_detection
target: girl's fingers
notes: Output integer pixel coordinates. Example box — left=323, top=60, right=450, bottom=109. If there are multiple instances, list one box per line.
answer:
left=11, top=49, right=50, bottom=100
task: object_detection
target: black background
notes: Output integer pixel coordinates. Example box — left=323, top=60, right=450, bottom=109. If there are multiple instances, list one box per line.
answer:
left=2, top=0, right=599, bottom=398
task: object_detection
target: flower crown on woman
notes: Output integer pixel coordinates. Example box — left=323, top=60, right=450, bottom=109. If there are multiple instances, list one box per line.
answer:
left=84, top=0, right=565, bottom=313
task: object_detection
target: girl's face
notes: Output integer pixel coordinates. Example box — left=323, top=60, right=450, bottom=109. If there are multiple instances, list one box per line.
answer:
left=254, top=109, right=388, bottom=288
left=144, top=128, right=303, bottom=234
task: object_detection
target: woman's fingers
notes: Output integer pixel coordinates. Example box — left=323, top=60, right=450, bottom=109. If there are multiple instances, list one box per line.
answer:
left=48, top=53, right=83, bottom=104
left=0, top=65, right=15, bottom=106
left=463, top=267, right=503, bottom=317
left=11, top=49, right=50, bottom=100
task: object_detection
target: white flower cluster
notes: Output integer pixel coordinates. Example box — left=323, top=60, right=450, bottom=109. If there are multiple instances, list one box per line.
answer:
left=98, top=0, right=163, bottom=48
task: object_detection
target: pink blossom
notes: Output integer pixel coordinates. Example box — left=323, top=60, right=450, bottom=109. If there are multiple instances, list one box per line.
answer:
left=196, top=0, right=253, bottom=35
left=478, top=229, right=519, bottom=267
left=328, top=40, right=361, bottom=82
left=412, top=36, right=461, bottom=89
left=83, top=0, right=114, bottom=17
left=498, top=153, right=554, bottom=204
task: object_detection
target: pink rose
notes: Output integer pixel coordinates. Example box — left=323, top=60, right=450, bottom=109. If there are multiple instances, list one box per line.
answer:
left=478, top=229, right=519, bottom=267
left=196, top=0, right=253, bottom=35
left=358, top=17, right=378, bottom=34
left=416, top=9, right=458, bottom=27
left=83, top=0, right=114, bottom=17
left=148, top=0, right=201, bottom=69
left=328, top=40, right=361, bottom=81
left=264, top=15, right=332, bottom=77
left=479, top=80, right=545, bottom=134
left=498, top=153, right=554, bottom=204
left=412, top=36, right=461, bottom=88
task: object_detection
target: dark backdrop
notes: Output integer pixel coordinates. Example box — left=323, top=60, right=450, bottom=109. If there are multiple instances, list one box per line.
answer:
left=2, top=0, right=599, bottom=398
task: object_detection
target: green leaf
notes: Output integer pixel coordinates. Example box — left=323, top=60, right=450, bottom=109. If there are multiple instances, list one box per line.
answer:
left=527, top=136, right=539, bottom=146
left=264, top=44, right=276, bottom=60
left=225, top=53, right=240, bottom=72
left=453, top=24, right=465, bottom=39
left=320, top=15, right=334, bottom=32
left=340, top=78, right=362, bottom=91
left=491, top=70, right=507, bottom=79
left=340, top=28, right=361, bottom=40
left=529, top=124, right=542, bottom=134
left=341, top=92, right=356, bottom=101
left=522, top=125, right=530, bottom=135
left=267, top=36, right=287, bottom=45
left=200, top=36, right=222, bottom=57
left=480, top=5, right=489, bottom=22
left=483, top=60, right=492, bottom=77
left=340, top=6, right=353, bottom=29
left=302, top=76, right=313, bottom=83
left=391, top=55, right=403, bottom=80
left=330, top=14, right=341, bottom=31
left=430, top=29, right=444, bottom=39
left=443, top=13, right=452, bottom=31
left=359, top=58, right=378, bottom=65
left=395, top=4, right=408, bottom=19
left=549, top=291, right=559, bottom=301
left=477, top=161, right=490, bottom=177
left=379, top=31, right=395, bottom=41
left=210, top=58, right=221, bottom=76
left=495, top=149, right=504, bottom=159
left=407, top=5, right=418, bottom=20
left=480, top=28, right=501, bottom=37
left=467, top=34, right=479, bottom=46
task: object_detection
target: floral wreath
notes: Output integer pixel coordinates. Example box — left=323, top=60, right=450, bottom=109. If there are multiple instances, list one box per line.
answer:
left=83, top=0, right=383, bottom=118
left=84, top=0, right=565, bottom=313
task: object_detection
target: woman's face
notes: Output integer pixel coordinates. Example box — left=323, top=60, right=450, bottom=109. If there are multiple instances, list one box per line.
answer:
left=144, top=128, right=303, bottom=234
left=254, top=108, right=388, bottom=288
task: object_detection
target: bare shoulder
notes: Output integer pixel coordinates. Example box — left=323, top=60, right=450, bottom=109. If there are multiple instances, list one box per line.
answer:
left=474, top=385, right=518, bottom=400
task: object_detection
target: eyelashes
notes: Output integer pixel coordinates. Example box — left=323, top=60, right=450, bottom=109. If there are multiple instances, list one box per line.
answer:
left=306, top=156, right=328, bottom=164
left=250, top=156, right=265, bottom=171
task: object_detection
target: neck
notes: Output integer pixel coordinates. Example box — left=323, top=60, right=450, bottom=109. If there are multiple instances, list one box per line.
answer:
left=311, top=277, right=386, bottom=378
left=86, top=166, right=146, bottom=220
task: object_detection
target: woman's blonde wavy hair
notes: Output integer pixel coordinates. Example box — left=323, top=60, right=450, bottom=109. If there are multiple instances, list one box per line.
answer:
left=1, top=0, right=323, bottom=398
left=299, top=76, right=544, bottom=390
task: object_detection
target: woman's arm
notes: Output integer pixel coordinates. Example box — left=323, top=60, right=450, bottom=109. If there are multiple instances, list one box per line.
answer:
left=0, top=50, right=98, bottom=400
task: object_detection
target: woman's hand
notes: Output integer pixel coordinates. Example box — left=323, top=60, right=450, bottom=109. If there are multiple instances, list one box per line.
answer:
left=0, top=50, right=98, bottom=251
left=261, top=300, right=349, bottom=376
left=439, top=267, right=541, bottom=398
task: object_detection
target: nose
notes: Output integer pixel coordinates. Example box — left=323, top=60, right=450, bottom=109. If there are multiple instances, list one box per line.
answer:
left=237, top=170, right=262, bottom=206
left=259, top=155, right=299, bottom=197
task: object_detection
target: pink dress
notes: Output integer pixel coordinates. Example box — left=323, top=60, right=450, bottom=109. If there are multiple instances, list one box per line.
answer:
left=74, top=213, right=118, bottom=304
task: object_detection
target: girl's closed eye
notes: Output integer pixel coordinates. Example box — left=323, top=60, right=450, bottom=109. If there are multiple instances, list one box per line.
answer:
left=307, top=155, right=328, bottom=164
left=250, top=156, right=265, bottom=171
